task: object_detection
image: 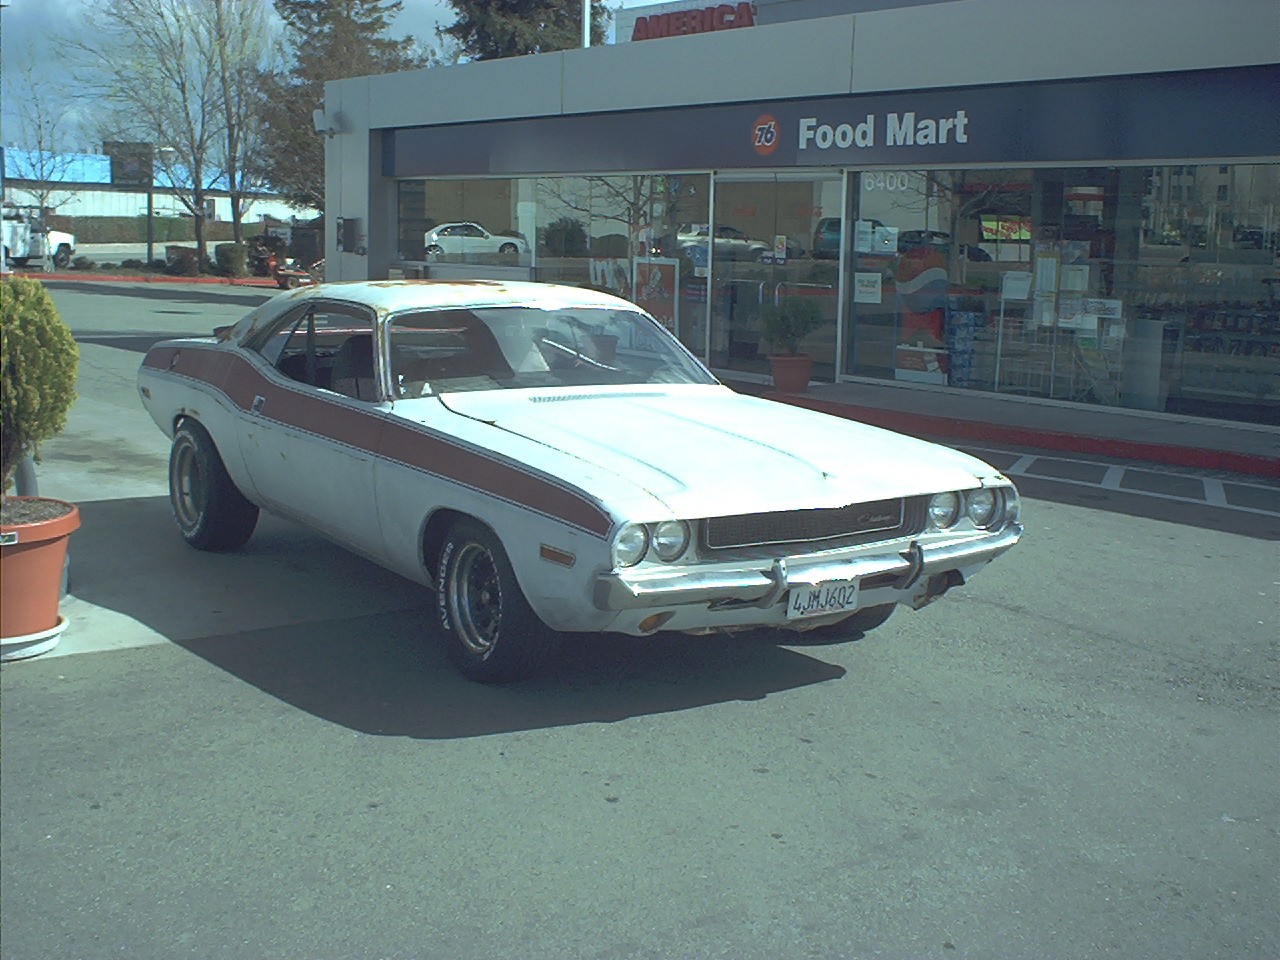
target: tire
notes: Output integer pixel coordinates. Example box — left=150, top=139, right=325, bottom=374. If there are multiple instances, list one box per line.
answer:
left=789, top=603, right=896, bottom=645
left=53, top=245, right=72, bottom=269
left=436, top=519, right=560, bottom=683
left=424, top=244, right=442, bottom=257
left=498, top=242, right=518, bottom=256
left=168, top=419, right=259, bottom=551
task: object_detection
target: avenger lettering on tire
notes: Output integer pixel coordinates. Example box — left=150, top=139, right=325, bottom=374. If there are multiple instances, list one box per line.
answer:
left=169, top=419, right=259, bottom=551
left=436, top=519, right=559, bottom=683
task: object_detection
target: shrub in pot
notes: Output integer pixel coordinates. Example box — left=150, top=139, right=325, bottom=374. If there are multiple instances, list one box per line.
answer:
left=759, top=296, right=825, bottom=393
left=1, top=275, right=81, bottom=658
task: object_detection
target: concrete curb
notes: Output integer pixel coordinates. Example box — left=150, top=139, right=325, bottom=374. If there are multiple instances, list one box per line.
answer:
left=767, top=392, right=1280, bottom=479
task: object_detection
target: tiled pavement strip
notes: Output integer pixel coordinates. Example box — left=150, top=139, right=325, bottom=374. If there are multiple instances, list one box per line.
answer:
left=962, top=443, right=1280, bottom=518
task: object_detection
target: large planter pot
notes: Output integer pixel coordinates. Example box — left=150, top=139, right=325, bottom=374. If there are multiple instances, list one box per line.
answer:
left=1, top=497, right=80, bottom=660
left=769, top=353, right=814, bottom=393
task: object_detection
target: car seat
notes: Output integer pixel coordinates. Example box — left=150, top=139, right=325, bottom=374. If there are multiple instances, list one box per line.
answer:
left=330, top=335, right=377, bottom=400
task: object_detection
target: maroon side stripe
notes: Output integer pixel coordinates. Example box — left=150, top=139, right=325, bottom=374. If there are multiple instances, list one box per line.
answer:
left=147, top=344, right=614, bottom=537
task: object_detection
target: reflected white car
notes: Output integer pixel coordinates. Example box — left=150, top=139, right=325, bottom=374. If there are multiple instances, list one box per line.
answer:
left=423, top=222, right=528, bottom=259
left=138, top=281, right=1022, bottom=683
left=677, top=223, right=772, bottom=261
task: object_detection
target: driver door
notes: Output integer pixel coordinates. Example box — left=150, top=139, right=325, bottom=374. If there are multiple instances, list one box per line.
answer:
left=236, top=300, right=387, bottom=552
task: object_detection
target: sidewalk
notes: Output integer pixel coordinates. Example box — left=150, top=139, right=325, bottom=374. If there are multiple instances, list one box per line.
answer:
left=722, top=375, right=1280, bottom=479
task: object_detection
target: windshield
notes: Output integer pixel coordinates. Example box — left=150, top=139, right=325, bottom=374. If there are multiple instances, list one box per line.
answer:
left=386, top=305, right=716, bottom=397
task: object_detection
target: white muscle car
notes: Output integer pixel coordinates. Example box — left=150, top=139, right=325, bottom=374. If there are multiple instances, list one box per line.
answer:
left=138, top=281, right=1022, bottom=682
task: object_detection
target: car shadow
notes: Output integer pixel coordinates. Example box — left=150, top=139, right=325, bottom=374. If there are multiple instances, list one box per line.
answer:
left=66, top=496, right=848, bottom=738
left=45, top=280, right=273, bottom=308
left=77, top=333, right=212, bottom=354
left=176, top=620, right=846, bottom=739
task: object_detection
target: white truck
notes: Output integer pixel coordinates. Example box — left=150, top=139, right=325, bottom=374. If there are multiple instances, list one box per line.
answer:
left=2, top=206, right=75, bottom=269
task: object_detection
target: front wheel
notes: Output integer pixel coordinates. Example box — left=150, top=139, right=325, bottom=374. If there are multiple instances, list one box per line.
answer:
left=53, top=245, right=72, bottom=269
left=436, top=519, right=559, bottom=682
left=169, top=420, right=259, bottom=551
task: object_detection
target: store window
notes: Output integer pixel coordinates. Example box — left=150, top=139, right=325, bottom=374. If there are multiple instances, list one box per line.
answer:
left=397, top=179, right=534, bottom=267
left=397, top=173, right=711, bottom=354
left=707, top=173, right=843, bottom=380
left=843, top=163, right=1280, bottom=423
left=534, top=173, right=710, bottom=353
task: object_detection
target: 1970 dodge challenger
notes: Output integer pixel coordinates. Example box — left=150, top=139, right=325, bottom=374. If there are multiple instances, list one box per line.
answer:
left=138, top=280, right=1022, bottom=682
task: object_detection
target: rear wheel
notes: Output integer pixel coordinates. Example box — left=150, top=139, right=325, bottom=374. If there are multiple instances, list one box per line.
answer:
left=169, top=420, right=259, bottom=551
left=436, top=519, right=559, bottom=682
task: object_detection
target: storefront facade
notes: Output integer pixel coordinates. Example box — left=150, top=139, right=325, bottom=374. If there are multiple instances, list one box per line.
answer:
left=323, top=0, right=1280, bottom=423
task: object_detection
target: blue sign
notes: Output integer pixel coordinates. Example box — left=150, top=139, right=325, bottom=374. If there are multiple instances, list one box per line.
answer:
left=385, top=65, right=1279, bottom=178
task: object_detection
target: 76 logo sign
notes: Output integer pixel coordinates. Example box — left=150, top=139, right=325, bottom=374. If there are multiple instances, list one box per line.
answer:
left=752, top=114, right=780, bottom=156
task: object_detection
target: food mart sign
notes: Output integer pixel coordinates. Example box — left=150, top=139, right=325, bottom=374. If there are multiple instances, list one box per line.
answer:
left=386, top=65, right=1279, bottom=178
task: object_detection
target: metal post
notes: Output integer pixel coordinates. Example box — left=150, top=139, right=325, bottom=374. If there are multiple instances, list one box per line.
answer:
left=582, top=0, right=590, bottom=47
left=147, top=185, right=155, bottom=266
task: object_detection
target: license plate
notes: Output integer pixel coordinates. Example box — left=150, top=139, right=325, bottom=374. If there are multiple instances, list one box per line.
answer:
left=786, top=579, right=860, bottom=620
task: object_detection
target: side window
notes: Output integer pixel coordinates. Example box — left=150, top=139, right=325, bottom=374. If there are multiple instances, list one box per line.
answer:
left=268, top=303, right=379, bottom=400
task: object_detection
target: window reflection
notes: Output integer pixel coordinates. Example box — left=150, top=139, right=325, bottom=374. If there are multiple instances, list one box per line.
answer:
left=846, top=164, right=1280, bottom=421
left=709, top=175, right=842, bottom=380
left=393, top=163, right=1279, bottom=422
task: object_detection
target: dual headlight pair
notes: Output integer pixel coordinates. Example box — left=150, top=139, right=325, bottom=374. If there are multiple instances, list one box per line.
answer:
left=612, top=519, right=691, bottom=568
left=928, top=486, right=1019, bottom=530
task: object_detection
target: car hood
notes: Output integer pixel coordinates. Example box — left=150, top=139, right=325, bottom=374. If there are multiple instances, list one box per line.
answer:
left=432, top=385, right=1001, bottom=519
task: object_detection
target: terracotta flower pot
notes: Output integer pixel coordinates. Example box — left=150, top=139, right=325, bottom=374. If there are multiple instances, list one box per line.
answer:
left=1, top=497, right=80, bottom=660
left=769, top=353, right=814, bottom=393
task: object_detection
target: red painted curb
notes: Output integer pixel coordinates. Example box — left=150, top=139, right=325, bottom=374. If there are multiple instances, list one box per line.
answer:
left=768, top=393, right=1280, bottom=480
left=14, top=270, right=278, bottom=288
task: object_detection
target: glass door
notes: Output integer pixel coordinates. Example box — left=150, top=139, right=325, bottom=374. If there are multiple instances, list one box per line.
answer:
left=707, top=173, right=842, bottom=380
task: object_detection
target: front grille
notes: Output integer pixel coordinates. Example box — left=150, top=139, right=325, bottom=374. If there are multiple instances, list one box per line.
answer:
left=703, top=497, right=926, bottom=551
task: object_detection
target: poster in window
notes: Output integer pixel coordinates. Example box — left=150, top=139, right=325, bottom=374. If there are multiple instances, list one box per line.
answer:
left=632, top=258, right=680, bottom=335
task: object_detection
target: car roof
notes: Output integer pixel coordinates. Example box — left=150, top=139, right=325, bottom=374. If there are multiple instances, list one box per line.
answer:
left=270, top=279, right=640, bottom=316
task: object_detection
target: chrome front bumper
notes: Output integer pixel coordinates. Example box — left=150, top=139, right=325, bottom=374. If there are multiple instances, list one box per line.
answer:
left=593, top=523, right=1023, bottom=612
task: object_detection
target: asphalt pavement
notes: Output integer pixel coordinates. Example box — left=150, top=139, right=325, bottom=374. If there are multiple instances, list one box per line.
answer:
left=2, top=280, right=1277, bottom=959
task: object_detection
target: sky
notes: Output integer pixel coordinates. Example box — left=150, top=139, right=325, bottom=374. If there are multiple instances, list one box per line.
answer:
left=0, top=0, right=648, bottom=150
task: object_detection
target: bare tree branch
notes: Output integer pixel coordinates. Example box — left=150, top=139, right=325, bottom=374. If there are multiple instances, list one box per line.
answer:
left=0, top=55, right=79, bottom=213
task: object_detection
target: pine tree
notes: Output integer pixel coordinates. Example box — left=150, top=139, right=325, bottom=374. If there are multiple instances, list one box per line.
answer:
left=439, top=0, right=609, bottom=61
left=257, top=0, right=431, bottom=211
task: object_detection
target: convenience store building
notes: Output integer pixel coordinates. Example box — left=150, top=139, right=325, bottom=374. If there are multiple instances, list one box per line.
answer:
left=320, top=0, right=1280, bottom=424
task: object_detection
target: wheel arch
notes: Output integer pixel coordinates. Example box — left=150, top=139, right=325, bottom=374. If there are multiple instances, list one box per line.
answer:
left=421, top=508, right=494, bottom=584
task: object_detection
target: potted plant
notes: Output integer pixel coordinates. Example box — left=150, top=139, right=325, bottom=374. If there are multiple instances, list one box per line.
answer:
left=759, top=296, right=825, bottom=393
left=1, top=275, right=80, bottom=660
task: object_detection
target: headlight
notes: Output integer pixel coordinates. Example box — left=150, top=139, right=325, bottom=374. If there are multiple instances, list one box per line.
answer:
left=651, top=520, right=690, bottom=561
left=928, top=491, right=961, bottom=529
left=965, top=488, right=999, bottom=527
left=612, top=522, right=649, bottom=567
